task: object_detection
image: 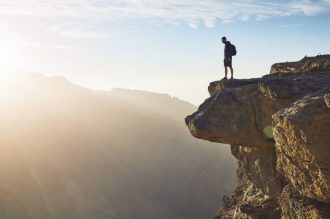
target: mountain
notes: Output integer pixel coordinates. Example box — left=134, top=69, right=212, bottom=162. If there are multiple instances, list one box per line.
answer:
left=0, top=73, right=236, bottom=219
left=185, top=55, right=330, bottom=218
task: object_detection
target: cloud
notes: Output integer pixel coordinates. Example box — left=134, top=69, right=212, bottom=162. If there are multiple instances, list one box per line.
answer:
left=0, top=0, right=329, bottom=28
left=58, top=29, right=110, bottom=40
left=20, top=42, right=83, bottom=50
left=47, top=26, right=111, bottom=39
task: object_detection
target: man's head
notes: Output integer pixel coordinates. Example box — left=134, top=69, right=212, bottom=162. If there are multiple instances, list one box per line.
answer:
left=221, top=36, right=227, bottom=44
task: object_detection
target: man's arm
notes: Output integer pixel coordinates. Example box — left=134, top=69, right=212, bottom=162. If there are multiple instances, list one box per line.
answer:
left=224, top=43, right=231, bottom=59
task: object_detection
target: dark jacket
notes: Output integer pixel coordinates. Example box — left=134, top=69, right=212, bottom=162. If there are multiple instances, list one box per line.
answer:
left=224, top=41, right=232, bottom=59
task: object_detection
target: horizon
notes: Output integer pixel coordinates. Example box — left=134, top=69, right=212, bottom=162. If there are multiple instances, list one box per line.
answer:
left=1, top=71, right=198, bottom=107
left=0, top=1, right=330, bottom=104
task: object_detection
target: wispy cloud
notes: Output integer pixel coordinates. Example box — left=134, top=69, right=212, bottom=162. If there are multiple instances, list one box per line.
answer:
left=0, top=0, right=329, bottom=28
left=57, top=29, right=111, bottom=40
left=20, top=42, right=83, bottom=50
left=47, top=25, right=111, bottom=39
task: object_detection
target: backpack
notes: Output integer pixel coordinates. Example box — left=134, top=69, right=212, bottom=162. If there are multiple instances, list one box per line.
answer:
left=230, top=44, right=237, bottom=56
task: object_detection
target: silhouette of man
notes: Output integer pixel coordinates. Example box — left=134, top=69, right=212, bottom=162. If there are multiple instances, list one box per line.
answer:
left=222, top=36, right=234, bottom=80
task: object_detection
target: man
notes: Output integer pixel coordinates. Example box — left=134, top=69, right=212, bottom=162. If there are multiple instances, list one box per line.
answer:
left=221, top=36, right=234, bottom=80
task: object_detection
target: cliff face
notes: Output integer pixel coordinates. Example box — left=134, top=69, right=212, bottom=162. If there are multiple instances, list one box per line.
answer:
left=185, top=55, right=330, bottom=218
left=270, top=55, right=330, bottom=74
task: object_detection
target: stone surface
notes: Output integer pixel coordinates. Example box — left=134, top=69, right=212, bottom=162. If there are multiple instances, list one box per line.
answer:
left=273, top=90, right=330, bottom=203
left=231, top=145, right=280, bottom=197
left=259, top=72, right=330, bottom=100
left=208, top=78, right=260, bottom=96
left=185, top=55, right=330, bottom=218
left=213, top=145, right=281, bottom=218
left=215, top=181, right=281, bottom=219
left=186, top=83, right=277, bottom=147
left=279, top=185, right=330, bottom=219
left=270, top=55, right=330, bottom=74
left=186, top=72, right=330, bottom=148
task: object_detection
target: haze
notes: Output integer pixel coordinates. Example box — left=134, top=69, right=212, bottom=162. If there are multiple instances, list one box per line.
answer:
left=0, top=74, right=237, bottom=218
left=0, top=1, right=330, bottom=104
left=0, top=1, right=330, bottom=218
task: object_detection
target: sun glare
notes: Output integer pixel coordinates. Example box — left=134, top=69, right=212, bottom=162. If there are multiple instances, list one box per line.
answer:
left=0, top=32, right=22, bottom=95
left=0, top=39, right=20, bottom=72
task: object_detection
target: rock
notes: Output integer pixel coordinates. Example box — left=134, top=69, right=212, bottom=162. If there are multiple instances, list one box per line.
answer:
left=215, top=181, right=281, bottom=219
left=185, top=55, right=330, bottom=218
left=185, top=83, right=277, bottom=147
left=270, top=55, right=330, bottom=74
left=212, top=145, right=282, bottom=219
left=231, top=145, right=280, bottom=197
left=186, top=72, right=330, bottom=148
left=208, top=78, right=260, bottom=96
left=259, top=72, right=330, bottom=100
left=279, top=185, right=330, bottom=219
left=325, top=94, right=330, bottom=108
left=273, top=90, right=330, bottom=203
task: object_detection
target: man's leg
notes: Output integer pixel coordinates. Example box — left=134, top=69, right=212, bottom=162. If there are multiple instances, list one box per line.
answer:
left=223, top=59, right=228, bottom=79
left=230, top=67, right=233, bottom=79
left=224, top=66, right=228, bottom=79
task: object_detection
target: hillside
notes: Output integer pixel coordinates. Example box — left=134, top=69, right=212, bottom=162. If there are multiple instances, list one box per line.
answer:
left=0, top=73, right=236, bottom=219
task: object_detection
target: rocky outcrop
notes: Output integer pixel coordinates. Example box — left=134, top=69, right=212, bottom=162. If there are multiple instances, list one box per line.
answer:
left=270, top=55, right=330, bottom=74
left=185, top=55, right=330, bottom=218
left=274, top=91, right=330, bottom=201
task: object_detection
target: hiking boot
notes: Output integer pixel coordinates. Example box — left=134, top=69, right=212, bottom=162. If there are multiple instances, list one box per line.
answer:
left=222, top=77, right=228, bottom=80
left=230, top=76, right=234, bottom=80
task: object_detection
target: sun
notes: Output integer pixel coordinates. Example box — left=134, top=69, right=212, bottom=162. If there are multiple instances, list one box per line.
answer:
left=0, top=38, right=20, bottom=72
left=0, top=33, right=22, bottom=93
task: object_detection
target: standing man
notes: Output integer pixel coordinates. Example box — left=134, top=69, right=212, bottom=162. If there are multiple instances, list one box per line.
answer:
left=222, top=36, right=234, bottom=80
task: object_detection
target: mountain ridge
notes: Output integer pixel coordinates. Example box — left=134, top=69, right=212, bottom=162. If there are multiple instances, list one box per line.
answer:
left=0, top=73, right=236, bottom=219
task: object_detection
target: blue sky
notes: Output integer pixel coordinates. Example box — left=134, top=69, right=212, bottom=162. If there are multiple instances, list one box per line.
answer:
left=0, top=0, right=330, bottom=104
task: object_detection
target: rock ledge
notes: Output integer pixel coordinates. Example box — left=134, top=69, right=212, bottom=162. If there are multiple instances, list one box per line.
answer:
left=185, top=55, right=330, bottom=218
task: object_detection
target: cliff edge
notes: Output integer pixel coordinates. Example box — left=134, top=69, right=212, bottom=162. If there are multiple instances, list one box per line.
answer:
left=185, top=55, right=330, bottom=218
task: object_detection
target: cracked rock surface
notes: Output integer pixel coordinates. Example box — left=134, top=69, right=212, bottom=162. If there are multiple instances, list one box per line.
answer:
left=185, top=55, right=330, bottom=218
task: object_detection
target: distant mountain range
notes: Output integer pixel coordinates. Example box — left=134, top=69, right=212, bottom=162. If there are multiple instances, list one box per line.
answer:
left=0, top=73, right=236, bottom=219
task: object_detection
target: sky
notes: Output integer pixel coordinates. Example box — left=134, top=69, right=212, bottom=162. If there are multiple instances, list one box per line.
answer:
left=0, top=0, right=330, bottom=105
